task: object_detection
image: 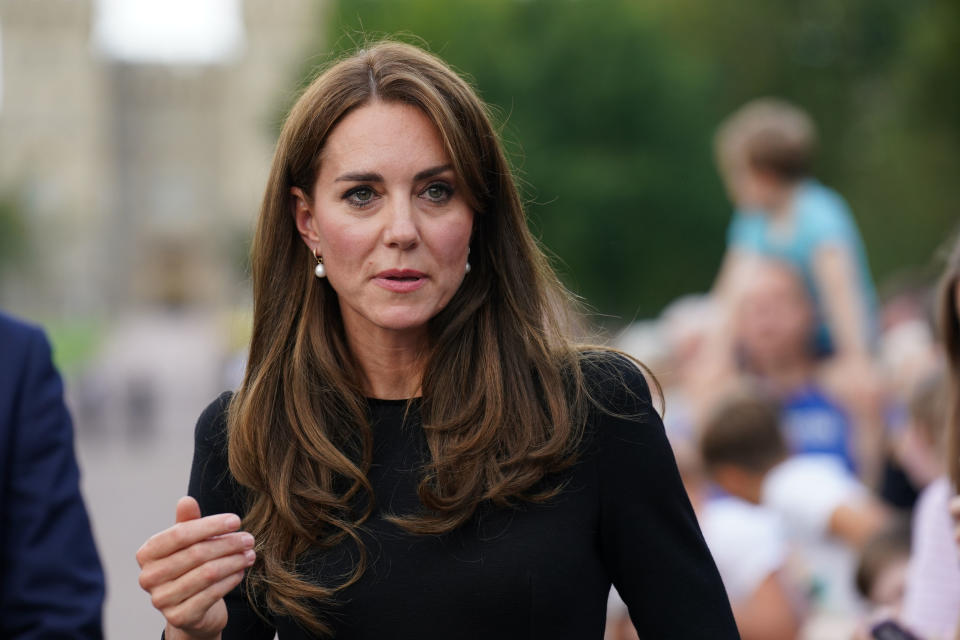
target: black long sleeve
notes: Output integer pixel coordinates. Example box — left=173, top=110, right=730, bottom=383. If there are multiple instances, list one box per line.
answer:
left=183, top=355, right=738, bottom=639
left=590, top=358, right=739, bottom=637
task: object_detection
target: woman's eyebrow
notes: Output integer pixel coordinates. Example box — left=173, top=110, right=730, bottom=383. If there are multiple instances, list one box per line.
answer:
left=334, top=164, right=453, bottom=183
left=335, top=171, right=383, bottom=183
left=413, top=164, right=453, bottom=181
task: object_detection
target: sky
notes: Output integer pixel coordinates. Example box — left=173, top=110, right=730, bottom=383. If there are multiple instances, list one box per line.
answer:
left=92, top=0, right=245, bottom=64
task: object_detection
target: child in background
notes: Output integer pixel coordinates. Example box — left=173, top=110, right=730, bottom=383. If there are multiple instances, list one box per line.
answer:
left=712, top=99, right=880, bottom=439
left=685, top=448, right=801, bottom=640
left=607, top=426, right=802, bottom=640
left=700, top=389, right=889, bottom=622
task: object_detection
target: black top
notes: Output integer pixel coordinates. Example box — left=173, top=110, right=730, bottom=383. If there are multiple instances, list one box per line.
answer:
left=184, top=355, right=738, bottom=639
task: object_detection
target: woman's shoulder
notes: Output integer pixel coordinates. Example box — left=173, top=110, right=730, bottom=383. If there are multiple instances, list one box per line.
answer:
left=189, top=391, right=245, bottom=517
left=574, top=349, right=666, bottom=459
left=193, top=391, right=233, bottom=456
left=577, top=349, right=658, bottom=417
left=195, top=390, right=234, bottom=445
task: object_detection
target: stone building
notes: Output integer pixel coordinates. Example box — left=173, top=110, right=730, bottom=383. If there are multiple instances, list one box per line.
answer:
left=0, top=0, right=324, bottom=314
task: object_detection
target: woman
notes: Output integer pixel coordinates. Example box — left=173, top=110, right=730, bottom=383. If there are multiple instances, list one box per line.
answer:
left=136, top=41, right=737, bottom=639
left=899, top=234, right=960, bottom=638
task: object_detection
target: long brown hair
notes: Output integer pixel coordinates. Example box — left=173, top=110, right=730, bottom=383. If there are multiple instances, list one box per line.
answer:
left=227, top=41, right=603, bottom=633
left=938, top=232, right=960, bottom=493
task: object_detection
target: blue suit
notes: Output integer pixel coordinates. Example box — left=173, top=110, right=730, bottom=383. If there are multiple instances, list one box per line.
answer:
left=0, top=312, right=104, bottom=638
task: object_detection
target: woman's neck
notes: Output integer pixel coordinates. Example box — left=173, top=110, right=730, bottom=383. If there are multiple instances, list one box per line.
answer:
left=344, top=324, right=429, bottom=400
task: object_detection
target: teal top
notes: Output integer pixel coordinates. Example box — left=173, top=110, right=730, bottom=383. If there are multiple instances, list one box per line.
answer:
left=727, top=180, right=877, bottom=354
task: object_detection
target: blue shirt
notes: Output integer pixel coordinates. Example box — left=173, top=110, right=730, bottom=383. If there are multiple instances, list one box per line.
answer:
left=781, top=385, right=857, bottom=473
left=727, top=180, right=877, bottom=354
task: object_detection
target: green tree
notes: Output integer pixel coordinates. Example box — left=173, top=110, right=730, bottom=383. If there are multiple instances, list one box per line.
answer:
left=302, top=0, right=959, bottom=322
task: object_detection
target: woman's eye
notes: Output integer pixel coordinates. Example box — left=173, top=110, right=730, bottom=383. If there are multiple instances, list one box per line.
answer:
left=344, top=187, right=376, bottom=207
left=422, top=183, right=453, bottom=203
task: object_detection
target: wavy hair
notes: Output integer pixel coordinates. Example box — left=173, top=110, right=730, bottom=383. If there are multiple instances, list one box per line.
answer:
left=226, top=41, right=604, bottom=634
left=937, top=233, right=960, bottom=493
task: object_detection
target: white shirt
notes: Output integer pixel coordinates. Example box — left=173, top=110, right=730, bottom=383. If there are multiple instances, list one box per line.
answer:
left=762, top=455, right=868, bottom=614
left=700, top=496, right=787, bottom=604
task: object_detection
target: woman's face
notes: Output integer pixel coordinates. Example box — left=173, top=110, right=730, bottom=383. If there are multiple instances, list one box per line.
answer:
left=293, top=101, right=474, bottom=343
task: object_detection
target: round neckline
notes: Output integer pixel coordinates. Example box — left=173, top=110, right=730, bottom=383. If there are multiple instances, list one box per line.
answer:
left=365, top=396, right=421, bottom=408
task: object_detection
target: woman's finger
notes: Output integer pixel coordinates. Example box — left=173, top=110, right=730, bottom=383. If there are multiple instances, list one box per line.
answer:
left=150, top=549, right=256, bottom=611
left=137, top=513, right=242, bottom=567
left=175, top=496, right=202, bottom=524
left=161, top=570, right=244, bottom=633
left=139, top=531, right=254, bottom=591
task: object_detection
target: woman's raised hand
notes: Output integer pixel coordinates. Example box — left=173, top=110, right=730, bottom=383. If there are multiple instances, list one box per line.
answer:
left=137, top=496, right=256, bottom=640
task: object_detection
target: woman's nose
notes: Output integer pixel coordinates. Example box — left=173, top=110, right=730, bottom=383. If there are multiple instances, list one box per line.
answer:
left=382, top=198, right=420, bottom=250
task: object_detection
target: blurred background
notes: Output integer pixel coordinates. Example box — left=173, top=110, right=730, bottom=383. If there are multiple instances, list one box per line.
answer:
left=0, top=0, right=957, bottom=637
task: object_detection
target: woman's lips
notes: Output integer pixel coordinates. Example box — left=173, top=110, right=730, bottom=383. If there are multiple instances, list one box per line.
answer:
left=373, top=269, right=427, bottom=293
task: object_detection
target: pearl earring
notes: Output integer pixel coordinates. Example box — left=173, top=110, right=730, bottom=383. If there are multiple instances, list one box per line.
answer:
left=465, top=247, right=471, bottom=274
left=313, top=249, right=326, bottom=279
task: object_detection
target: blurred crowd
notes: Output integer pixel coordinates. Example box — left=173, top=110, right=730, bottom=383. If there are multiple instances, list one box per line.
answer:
left=609, top=99, right=959, bottom=640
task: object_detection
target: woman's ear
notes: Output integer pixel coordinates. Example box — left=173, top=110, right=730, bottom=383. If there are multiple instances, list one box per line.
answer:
left=291, top=186, right=321, bottom=245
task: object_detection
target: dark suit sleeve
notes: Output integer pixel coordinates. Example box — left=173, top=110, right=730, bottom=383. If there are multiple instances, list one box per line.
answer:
left=1, top=327, right=105, bottom=638
left=591, top=354, right=739, bottom=639
left=184, top=394, right=276, bottom=639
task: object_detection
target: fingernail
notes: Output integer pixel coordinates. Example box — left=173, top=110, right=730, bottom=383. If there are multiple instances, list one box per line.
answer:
left=244, top=550, right=256, bottom=563
left=240, top=533, right=254, bottom=548
left=223, top=514, right=241, bottom=528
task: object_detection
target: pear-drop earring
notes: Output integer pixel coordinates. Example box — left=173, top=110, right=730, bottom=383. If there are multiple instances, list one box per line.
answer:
left=313, top=248, right=326, bottom=279
left=465, top=247, right=471, bottom=274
